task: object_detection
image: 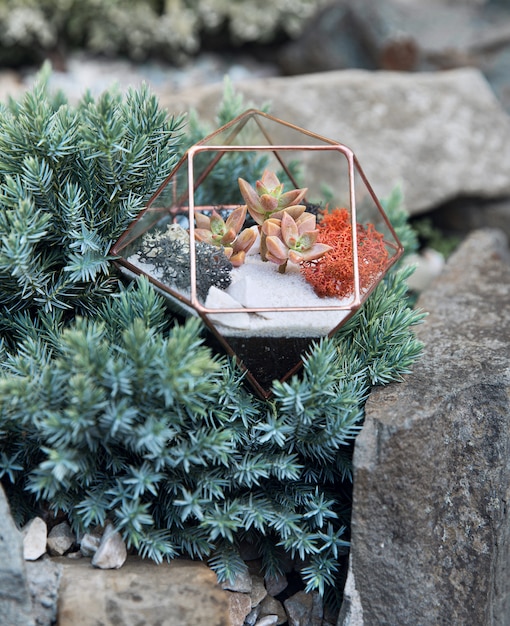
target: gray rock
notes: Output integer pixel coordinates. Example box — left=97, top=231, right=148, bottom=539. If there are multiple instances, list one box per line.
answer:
left=221, top=567, right=252, bottom=593
left=284, top=592, right=312, bottom=626
left=79, top=531, right=101, bottom=557
left=482, top=43, right=510, bottom=116
left=279, top=1, right=510, bottom=83
left=333, top=0, right=420, bottom=72
left=254, top=616, right=279, bottom=626
left=284, top=590, right=322, bottom=626
left=57, top=556, right=230, bottom=625
left=337, top=567, right=364, bottom=626
left=340, top=227, right=510, bottom=624
left=311, top=591, right=323, bottom=625
left=91, top=523, right=127, bottom=570
left=26, top=557, right=62, bottom=626
left=0, top=484, right=34, bottom=626
left=347, top=0, right=510, bottom=72
left=264, top=572, right=288, bottom=596
left=250, top=574, right=267, bottom=608
left=65, top=550, right=83, bottom=560
left=402, top=248, right=445, bottom=293
left=258, top=595, right=287, bottom=625
left=22, top=517, right=48, bottom=562
left=47, top=521, right=75, bottom=556
left=159, top=68, right=510, bottom=217
left=226, top=591, right=252, bottom=626
left=278, top=1, right=376, bottom=75
left=245, top=605, right=262, bottom=626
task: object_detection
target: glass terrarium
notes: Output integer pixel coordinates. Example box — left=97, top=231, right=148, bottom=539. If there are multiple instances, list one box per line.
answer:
left=111, top=109, right=403, bottom=398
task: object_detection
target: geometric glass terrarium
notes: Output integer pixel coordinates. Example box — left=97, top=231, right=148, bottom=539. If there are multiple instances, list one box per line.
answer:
left=111, top=109, right=403, bottom=398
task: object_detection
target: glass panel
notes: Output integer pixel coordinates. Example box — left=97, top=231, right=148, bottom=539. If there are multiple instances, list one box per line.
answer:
left=349, top=160, right=403, bottom=297
left=110, top=110, right=403, bottom=397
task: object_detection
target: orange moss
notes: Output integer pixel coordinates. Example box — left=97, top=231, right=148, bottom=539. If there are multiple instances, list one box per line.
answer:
left=301, top=208, right=389, bottom=298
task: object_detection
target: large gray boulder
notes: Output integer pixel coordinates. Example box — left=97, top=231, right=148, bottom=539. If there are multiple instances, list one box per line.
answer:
left=339, top=227, right=510, bottom=625
left=160, top=68, right=510, bottom=216
left=0, top=484, right=34, bottom=626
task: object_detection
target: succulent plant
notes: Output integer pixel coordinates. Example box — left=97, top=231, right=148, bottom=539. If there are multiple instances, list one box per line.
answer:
left=194, top=205, right=257, bottom=266
left=262, top=211, right=332, bottom=273
left=238, top=169, right=308, bottom=225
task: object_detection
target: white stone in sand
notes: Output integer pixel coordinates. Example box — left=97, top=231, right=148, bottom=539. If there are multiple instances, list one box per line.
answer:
left=206, top=255, right=353, bottom=338
left=205, top=286, right=252, bottom=329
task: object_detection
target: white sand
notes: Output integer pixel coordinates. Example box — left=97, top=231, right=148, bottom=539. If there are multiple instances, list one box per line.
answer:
left=128, top=252, right=356, bottom=338
left=207, top=255, right=354, bottom=337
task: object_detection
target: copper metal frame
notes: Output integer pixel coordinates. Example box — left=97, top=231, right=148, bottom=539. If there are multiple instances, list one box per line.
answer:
left=111, top=109, right=404, bottom=398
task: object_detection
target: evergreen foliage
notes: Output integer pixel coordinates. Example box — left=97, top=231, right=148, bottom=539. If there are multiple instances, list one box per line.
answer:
left=0, top=64, right=183, bottom=337
left=0, top=266, right=424, bottom=600
left=411, top=215, right=462, bottom=258
left=0, top=70, right=425, bottom=606
left=379, top=184, right=419, bottom=256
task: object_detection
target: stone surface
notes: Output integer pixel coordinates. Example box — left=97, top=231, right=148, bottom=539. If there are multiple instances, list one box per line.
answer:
left=246, top=605, right=262, bottom=626
left=258, top=595, right=287, bottom=625
left=402, top=248, right=445, bottom=293
left=339, top=227, right=510, bottom=624
left=26, top=557, right=62, bottom=626
left=264, top=572, right=288, bottom=596
left=57, top=556, right=230, bottom=626
left=22, top=517, right=48, bottom=562
left=91, top=523, right=127, bottom=570
left=0, top=484, right=34, bottom=626
left=47, top=521, right=75, bottom=556
left=338, top=568, right=364, bottom=626
left=277, top=1, right=376, bottom=75
left=280, top=0, right=510, bottom=72
left=158, top=67, right=510, bottom=217
left=255, top=616, right=279, bottom=626
left=250, top=574, right=268, bottom=607
left=226, top=591, right=253, bottom=626
left=221, top=568, right=253, bottom=593
left=283, top=591, right=314, bottom=626
left=79, top=531, right=101, bottom=557
left=279, top=0, right=510, bottom=112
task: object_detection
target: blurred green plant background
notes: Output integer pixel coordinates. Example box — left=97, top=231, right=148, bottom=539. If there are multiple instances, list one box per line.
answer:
left=0, top=0, right=330, bottom=67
